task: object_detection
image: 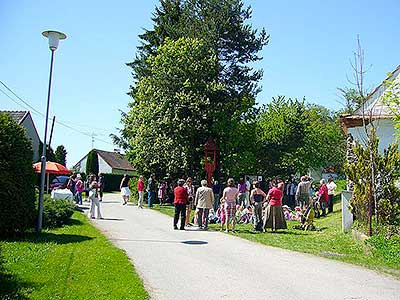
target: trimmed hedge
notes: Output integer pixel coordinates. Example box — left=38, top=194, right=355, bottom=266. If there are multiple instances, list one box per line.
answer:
left=102, top=174, right=126, bottom=192
left=0, top=113, right=36, bottom=236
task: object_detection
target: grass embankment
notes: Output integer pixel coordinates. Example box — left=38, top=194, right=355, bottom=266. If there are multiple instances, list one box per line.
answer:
left=152, top=181, right=400, bottom=279
left=0, top=212, right=149, bottom=300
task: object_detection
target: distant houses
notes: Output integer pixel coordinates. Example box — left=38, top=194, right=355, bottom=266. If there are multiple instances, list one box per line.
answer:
left=340, top=64, right=400, bottom=152
left=73, top=149, right=135, bottom=175
left=2, top=110, right=40, bottom=161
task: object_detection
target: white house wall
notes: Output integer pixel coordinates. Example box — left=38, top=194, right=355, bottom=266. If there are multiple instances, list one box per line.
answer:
left=21, top=116, right=40, bottom=162
left=74, top=157, right=88, bottom=174
left=348, top=119, right=397, bottom=153
left=98, top=155, right=112, bottom=174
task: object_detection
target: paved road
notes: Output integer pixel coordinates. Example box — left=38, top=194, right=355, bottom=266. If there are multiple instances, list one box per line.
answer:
left=87, top=193, right=399, bottom=300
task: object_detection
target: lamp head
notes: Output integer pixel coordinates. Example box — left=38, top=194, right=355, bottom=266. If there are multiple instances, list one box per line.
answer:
left=42, top=30, right=67, bottom=51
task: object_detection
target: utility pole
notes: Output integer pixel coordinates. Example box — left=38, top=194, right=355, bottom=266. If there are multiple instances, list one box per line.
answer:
left=48, top=115, right=56, bottom=150
left=91, top=131, right=97, bottom=149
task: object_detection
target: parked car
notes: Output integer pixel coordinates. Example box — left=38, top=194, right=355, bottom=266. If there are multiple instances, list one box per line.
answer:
left=50, top=175, right=70, bottom=190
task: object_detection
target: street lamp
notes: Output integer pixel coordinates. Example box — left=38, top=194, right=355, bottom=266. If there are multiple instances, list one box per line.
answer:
left=37, top=30, right=67, bottom=233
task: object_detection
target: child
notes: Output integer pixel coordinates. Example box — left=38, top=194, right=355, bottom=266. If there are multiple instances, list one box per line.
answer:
left=208, top=208, right=218, bottom=224
left=158, top=180, right=166, bottom=205
left=89, top=181, right=103, bottom=219
left=217, top=200, right=226, bottom=230
left=294, top=206, right=303, bottom=222
left=282, top=205, right=292, bottom=221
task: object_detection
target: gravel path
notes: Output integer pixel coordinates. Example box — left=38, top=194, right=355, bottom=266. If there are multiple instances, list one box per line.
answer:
left=87, top=193, right=399, bottom=300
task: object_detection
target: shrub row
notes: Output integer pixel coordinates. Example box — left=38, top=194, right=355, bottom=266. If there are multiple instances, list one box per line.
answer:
left=42, top=195, right=75, bottom=228
left=0, top=113, right=36, bottom=237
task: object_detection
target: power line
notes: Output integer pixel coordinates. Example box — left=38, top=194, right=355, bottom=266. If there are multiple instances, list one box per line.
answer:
left=0, top=80, right=45, bottom=117
left=0, top=81, right=115, bottom=146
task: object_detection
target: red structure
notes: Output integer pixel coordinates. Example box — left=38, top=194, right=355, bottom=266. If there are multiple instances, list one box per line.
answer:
left=204, top=139, right=217, bottom=187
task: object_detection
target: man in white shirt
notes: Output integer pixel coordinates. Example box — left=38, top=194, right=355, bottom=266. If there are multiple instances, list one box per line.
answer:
left=326, top=177, right=337, bottom=214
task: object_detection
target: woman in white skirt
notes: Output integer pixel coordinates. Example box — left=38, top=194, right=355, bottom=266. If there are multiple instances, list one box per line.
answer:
left=89, top=181, right=103, bottom=219
left=120, top=174, right=131, bottom=205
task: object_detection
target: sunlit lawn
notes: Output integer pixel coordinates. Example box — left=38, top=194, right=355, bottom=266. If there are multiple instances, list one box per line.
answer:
left=0, top=212, right=149, bottom=300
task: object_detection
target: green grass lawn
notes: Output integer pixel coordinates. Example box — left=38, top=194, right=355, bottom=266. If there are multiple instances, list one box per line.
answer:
left=152, top=194, right=400, bottom=279
left=0, top=212, right=149, bottom=300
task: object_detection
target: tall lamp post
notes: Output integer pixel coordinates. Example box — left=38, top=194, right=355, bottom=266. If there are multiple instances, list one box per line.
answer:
left=37, top=30, right=67, bottom=233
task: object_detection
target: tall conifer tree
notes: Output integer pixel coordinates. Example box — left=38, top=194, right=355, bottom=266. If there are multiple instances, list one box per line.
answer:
left=118, top=0, right=269, bottom=177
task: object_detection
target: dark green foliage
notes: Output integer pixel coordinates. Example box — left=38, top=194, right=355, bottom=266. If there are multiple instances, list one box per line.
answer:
left=85, top=150, right=99, bottom=175
left=54, top=145, right=67, bottom=166
left=102, top=173, right=126, bottom=192
left=117, top=0, right=268, bottom=178
left=0, top=113, right=36, bottom=236
left=37, top=141, right=56, bottom=162
left=42, top=196, right=75, bottom=228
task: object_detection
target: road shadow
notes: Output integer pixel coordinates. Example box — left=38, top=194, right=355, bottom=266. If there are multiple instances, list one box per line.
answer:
left=99, top=218, right=124, bottom=221
left=4, top=232, right=93, bottom=245
left=109, top=238, right=208, bottom=245
left=183, top=227, right=206, bottom=232
left=181, top=240, right=208, bottom=245
left=75, top=205, right=89, bottom=212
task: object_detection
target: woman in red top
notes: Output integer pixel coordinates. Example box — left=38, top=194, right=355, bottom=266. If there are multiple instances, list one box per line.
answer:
left=137, top=175, right=145, bottom=208
left=173, top=179, right=189, bottom=230
left=317, top=179, right=329, bottom=216
left=263, top=181, right=287, bottom=232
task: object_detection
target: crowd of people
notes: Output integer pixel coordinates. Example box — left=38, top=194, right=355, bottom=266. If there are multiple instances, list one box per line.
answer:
left=63, top=171, right=337, bottom=232
left=128, top=174, right=337, bottom=233
left=65, top=172, right=104, bottom=219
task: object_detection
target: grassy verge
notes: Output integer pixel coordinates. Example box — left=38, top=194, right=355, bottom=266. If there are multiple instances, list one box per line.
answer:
left=0, top=212, right=149, bottom=300
left=152, top=194, right=400, bottom=279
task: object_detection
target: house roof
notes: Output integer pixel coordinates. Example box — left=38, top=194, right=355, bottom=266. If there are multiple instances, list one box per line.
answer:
left=95, top=149, right=134, bottom=171
left=340, top=64, right=400, bottom=128
left=1, top=110, right=41, bottom=142
left=1, top=110, right=29, bottom=124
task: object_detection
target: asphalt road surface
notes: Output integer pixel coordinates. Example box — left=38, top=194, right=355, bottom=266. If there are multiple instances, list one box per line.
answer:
left=88, top=193, right=400, bottom=300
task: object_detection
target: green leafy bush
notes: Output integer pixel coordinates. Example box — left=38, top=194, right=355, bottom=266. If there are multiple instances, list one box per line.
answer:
left=42, top=196, right=75, bottom=228
left=367, top=233, right=400, bottom=267
left=345, top=129, right=400, bottom=231
left=0, top=113, right=36, bottom=236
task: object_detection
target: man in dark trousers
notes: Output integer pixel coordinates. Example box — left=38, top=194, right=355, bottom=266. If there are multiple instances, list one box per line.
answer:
left=147, top=174, right=156, bottom=208
left=173, top=179, right=188, bottom=230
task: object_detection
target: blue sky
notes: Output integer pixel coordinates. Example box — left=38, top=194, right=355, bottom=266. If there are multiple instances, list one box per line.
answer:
left=1, top=0, right=399, bottom=167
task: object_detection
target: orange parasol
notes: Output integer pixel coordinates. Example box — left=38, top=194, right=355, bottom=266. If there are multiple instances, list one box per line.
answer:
left=33, top=161, right=71, bottom=175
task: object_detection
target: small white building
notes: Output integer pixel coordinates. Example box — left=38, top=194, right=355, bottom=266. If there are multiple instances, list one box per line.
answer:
left=73, top=149, right=135, bottom=175
left=2, top=111, right=41, bottom=162
left=340, top=65, right=400, bottom=152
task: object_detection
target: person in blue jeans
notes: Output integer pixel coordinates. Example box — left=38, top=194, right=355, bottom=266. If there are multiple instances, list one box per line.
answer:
left=147, top=174, right=156, bottom=207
